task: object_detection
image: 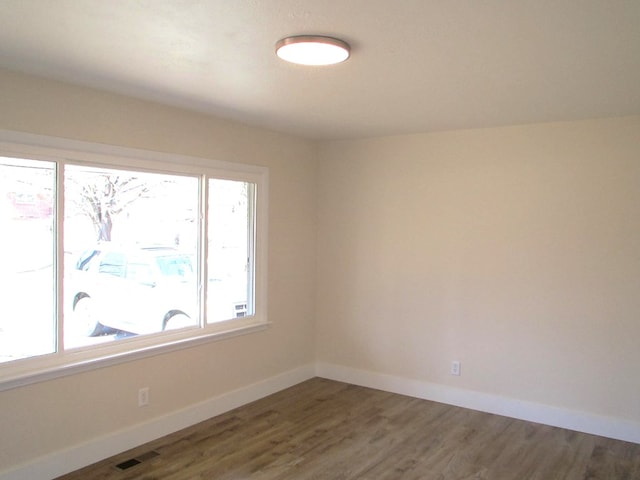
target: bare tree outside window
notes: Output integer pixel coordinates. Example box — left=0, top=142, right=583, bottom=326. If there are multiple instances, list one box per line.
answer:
left=68, top=174, right=151, bottom=242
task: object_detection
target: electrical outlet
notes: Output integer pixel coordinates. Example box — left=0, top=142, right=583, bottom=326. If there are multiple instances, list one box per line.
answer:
left=138, top=387, right=149, bottom=407
left=451, top=361, right=461, bottom=376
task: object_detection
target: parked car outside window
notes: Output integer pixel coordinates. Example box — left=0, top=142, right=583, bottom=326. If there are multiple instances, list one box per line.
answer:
left=69, top=245, right=197, bottom=337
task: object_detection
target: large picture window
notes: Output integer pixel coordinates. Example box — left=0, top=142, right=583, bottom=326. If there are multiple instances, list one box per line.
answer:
left=0, top=133, right=267, bottom=388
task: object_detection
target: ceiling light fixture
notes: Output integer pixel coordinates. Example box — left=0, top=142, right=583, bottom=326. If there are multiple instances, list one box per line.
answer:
left=275, top=35, right=350, bottom=66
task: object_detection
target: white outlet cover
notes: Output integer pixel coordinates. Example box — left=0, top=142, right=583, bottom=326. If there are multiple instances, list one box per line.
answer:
left=138, top=387, right=149, bottom=407
left=451, top=361, right=461, bottom=376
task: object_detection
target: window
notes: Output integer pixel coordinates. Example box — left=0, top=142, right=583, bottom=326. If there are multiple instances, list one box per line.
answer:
left=0, top=133, right=268, bottom=389
left=0, top=157, right=56, bottom=362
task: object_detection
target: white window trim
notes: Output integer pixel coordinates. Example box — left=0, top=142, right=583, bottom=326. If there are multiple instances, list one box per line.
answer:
left=0, top=130, right=269, bottom=392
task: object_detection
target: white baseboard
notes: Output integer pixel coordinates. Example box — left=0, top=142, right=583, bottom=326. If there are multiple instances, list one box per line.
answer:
left=4, top=362, right=638, bottom=480
left=0, top=364, right=315, bottom=480
left=315, top=362, right=640, bottom=445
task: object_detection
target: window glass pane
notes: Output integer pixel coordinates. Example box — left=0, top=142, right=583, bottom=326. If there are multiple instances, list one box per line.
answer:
left=0, top=157, right=56, bottom=363
left=207, top=179, right=253, bottom=322
left=63, top=165, right=199, bottom=348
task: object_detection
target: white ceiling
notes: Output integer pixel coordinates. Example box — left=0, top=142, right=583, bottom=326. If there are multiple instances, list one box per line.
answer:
left=1, top=0, right=639, bottom=140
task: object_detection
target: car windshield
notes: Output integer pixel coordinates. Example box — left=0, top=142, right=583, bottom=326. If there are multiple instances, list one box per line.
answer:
left=155, top=254, right=194, bottom=280
left=76, top=249, right=101, bottom=271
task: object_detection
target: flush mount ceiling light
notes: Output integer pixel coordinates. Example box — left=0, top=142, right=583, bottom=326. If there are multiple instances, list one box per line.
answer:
left=275, top=35, right=350, bottom=66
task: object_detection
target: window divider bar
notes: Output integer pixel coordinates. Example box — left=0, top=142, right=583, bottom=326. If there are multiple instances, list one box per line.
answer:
left=56, top=161, right=65, bottom=354
left=200, top=174, right=209, bottom=328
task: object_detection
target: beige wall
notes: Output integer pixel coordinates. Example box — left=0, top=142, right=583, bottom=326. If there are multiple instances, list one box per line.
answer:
left=317, top=116, right=640, bottom=422
left=0, top=69, right=317, bottom=470
left=2, top=66, right=639, bottom=473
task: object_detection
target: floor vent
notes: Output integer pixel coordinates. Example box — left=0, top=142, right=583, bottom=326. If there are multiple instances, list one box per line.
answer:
left=115, top=450, right=160, bottom=470
left=115, top=459, right=140, bottom=470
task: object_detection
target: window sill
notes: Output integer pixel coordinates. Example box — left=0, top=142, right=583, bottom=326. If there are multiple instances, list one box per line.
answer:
left=0, top=321, right=270, bottom=392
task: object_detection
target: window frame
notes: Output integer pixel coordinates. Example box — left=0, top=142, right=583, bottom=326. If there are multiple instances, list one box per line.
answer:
left=0, top=130, right=269, bottom=391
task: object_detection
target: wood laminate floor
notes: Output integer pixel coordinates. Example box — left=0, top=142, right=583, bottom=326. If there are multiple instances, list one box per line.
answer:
left=57, top=378, right=640, bottom=480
